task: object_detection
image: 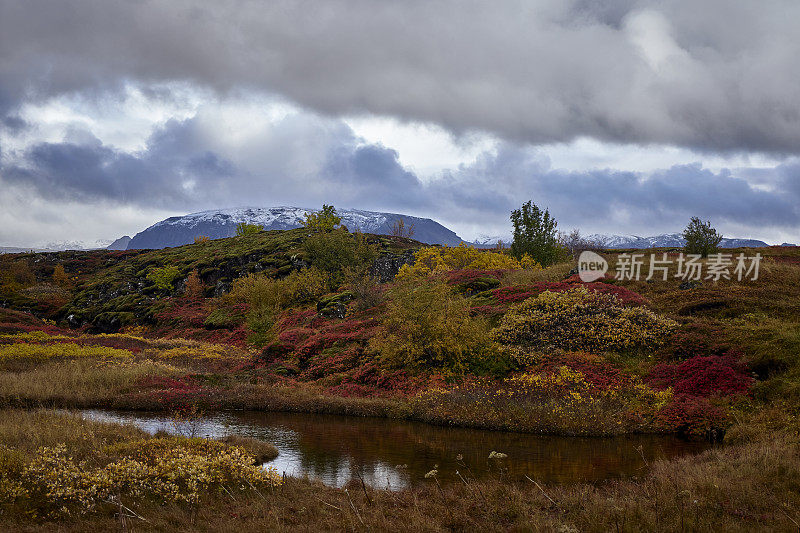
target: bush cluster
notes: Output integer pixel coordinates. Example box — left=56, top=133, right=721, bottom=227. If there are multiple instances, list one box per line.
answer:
left=302, top=229, right=378, bottom=288
left=228, top=268, right=328, bottom=346
left=368, top=278, right=507, bottom=375
left=147, top=266, right=182, bottom=292
left=412, top=366, right=672, bottom=435
left=646, top=354, right=753, bottom=397
left=491, top=286, right=677, bottom=354
left=0, top=342, right=132, bottom=370
left=397, top=243, right=539, bottom=280
left=2, top=437, right=281, bottom=518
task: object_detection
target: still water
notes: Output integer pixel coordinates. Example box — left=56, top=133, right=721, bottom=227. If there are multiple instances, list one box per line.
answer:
left=82, top=409, right=708, bottom=490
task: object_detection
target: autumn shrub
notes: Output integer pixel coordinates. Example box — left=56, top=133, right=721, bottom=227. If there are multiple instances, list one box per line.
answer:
left=228, top=268, right=328, bottom=346
left=535, top=352, right=631, bottom=390
left=10, top=437, right=282, bottom=518
left=656, top=394, right=727, bottom=436
left=492, top=281, right=646, bottom=307
left=397, top=243, right=539, bottom=280
left=368, top=278, right=507, bottom=374
left=645, top=355, right=753, bottom=397
left=147, top=265, right=181, bottom=292
left=183, top=269, right=204, bottom=299
left=491, top=286, right=677, bottom=355
left=51, top=264, right=70, bottom=287
left=0, top=342, right=132, bottom=370
left=412, top=366, right=671, bottom=435
left=0, top=260, right=35, bottom=296
left=344, top=265, right=384, bottom=311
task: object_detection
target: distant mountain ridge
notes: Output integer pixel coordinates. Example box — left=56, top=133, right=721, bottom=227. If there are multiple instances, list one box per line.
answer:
left=474, top=232, right=770, bottom=249
left=585, top=233, right=769, bottom=249
left=126, top=207, right=464, bottom=249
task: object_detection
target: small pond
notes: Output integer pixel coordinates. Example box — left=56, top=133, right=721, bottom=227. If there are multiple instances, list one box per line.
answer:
left=81, top=409, right=708, bottom=490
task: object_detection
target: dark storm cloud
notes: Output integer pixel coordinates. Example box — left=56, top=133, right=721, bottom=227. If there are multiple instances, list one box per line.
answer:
left=2, top=121, right=239, bottom=207
left=0, top=115, right=427, bottom=212
left=4, top=115, right=799, bottom=235
left=2, top=0, right=800, bottom=153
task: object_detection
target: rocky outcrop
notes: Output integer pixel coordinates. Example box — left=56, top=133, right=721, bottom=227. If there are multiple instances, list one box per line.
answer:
left=369, top=250, right=416, bottom=282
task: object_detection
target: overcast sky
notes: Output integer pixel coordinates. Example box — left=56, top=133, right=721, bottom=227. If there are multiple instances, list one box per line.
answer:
left=1, top=0, right=799, bottom=246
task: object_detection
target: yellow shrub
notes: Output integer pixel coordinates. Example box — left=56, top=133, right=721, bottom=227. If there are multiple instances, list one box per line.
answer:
left=397, top=243, right=540, bottom=280
left=0, top=343, right=132, bottom=367
left=491, top=286, right=677, bottom=354
left=369, top=278, right=506, bottom=374
left=17, top=438, right=282, bottom=517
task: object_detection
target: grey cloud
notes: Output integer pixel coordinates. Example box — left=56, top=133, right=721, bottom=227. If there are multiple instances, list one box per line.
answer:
left=2, top=0, right=800, bottom=153
left=4, top=112, right=799, bottom=240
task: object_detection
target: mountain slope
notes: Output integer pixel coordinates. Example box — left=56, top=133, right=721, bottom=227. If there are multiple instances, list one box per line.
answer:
left=127, top=207, right=463, bottom=249
left=106, top=236, right=132, bottom=250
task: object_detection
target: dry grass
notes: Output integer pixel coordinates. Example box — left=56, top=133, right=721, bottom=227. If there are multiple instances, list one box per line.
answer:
left=500, top=262, right=574, bottom=285
left=0, top=360, right=178, bottom=407
left=4, top=436, right=798, bottom=532
left=0, top=409, right=149, bottom=463
left=219, top=435, right=279, bottom=463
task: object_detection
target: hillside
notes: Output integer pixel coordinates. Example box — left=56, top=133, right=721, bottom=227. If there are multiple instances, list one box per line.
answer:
left=1, top=228, right=419, bottom=333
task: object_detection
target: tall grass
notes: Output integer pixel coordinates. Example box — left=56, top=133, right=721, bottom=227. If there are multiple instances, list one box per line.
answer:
left=0, top=360, right=177, bottom=407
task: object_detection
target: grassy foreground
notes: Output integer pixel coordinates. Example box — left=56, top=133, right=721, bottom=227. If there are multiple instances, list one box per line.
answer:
left=0, top=409, right=798, bottom=531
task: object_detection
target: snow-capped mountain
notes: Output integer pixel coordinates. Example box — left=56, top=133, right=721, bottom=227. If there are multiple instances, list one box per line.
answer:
left=473, top=232, right=769, bottom=249
left=126, top=207, right=464, bottom=249
left=584, top=233, right=768, bottom=249
left=472, top=234, right=513, bottom=246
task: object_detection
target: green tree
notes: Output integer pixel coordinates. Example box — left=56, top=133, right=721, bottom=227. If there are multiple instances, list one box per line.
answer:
left=302, top=204, right=342, bottom=232
left=510, top=201, right=562, bottom=266
left=235, top=222, right=262, bottom=236
left=683, top=217, right=723, bottom=258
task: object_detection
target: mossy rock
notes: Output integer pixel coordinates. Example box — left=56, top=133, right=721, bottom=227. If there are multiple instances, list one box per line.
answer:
left=317, top=291, right=354, bottom=319
left=91, top=311, right=135, bottom=332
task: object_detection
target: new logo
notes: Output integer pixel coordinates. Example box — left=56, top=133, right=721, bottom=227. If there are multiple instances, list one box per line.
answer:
left=578, top=251, right=608, bottom=282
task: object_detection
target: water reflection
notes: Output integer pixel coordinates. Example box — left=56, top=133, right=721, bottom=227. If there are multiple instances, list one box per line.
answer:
left=81, top=409, right=708, bottom=489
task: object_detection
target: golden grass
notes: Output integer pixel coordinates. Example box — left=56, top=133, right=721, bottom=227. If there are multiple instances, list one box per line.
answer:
left=0, top=360, right=178, bottom=407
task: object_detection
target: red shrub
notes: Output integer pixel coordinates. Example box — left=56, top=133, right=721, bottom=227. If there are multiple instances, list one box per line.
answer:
left=446, top=269, right=510, bottom=285
left=646, top=355, right=753, bottom=397
left=657, top=394, right=727, bottom=436
left=656, top=321, right=738, bottom=361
